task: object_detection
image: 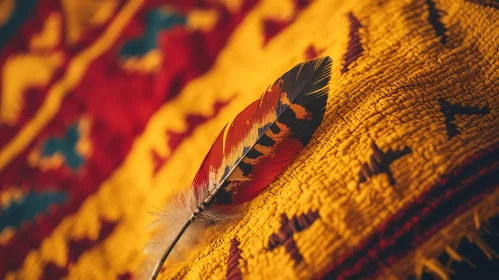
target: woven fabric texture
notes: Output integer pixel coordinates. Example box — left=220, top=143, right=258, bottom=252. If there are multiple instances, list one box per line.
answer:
left=0, top=0, right=498, bottom=279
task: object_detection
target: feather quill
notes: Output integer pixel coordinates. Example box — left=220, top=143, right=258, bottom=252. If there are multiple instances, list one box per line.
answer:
left=142, top=57, right=332, bottom=279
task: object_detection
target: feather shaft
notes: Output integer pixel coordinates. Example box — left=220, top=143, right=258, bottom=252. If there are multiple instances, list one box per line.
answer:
left=150, top=219, right=192, bottom=280
left=150, top=174, right=232, bottom=279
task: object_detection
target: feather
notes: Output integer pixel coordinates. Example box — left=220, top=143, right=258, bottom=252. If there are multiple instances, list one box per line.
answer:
left=142, top=57, right=332, bottom=279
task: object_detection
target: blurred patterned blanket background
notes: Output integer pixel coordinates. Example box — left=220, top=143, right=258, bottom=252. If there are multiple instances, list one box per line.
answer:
left=0, top=0, right=498, bottom=279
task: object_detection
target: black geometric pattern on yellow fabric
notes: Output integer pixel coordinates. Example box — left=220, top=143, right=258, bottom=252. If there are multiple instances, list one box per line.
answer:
left=268, top=211, right=320, bottom=266
left=466, top=0, right=499, bottom=9
left=426, top=0, right=448, bottom=45
left=358, top=142, right=412, bottom=186
left=227, top=238, right=243, bottom=280
left=438, top=99, right=490, bottom=140
left=342, top=12, right=363, bottom=73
